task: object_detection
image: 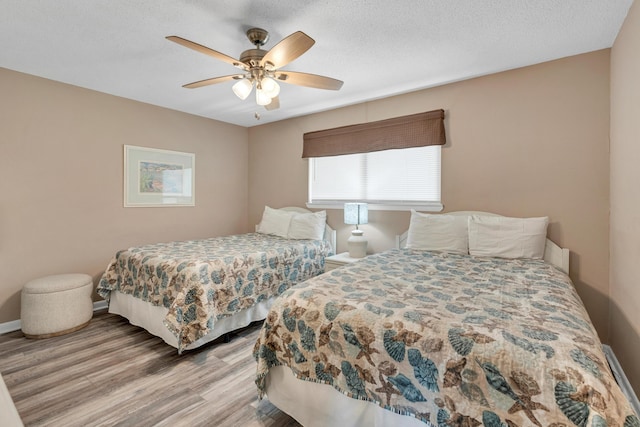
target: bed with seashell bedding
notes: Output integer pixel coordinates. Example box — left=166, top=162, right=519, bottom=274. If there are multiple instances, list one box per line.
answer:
left=98, top=207, right=335, bottom=353
left=253, top=211, right=639, bottom=427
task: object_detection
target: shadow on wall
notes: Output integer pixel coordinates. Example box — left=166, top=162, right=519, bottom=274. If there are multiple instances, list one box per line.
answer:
left=91, top=272, right=103, bottom=301
left=0, top=291, right=22, bottom=326
left=567, top=251, right=610, bottom=341
left=609, top=301, right=640, bottom=398
left=568, top=252, right=639, bottom=409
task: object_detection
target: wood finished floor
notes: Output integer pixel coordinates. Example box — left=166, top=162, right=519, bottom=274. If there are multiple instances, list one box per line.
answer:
left=0, top=311, right=302, bottom=427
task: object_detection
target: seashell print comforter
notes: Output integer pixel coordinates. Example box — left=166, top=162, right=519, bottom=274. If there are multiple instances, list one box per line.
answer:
left=98, top=233, right=332, bottom=352
left=254, top=248, right=639, bottom=426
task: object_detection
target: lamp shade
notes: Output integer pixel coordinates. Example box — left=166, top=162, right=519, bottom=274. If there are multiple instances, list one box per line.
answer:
left=344, top=203, right=368, bottom=226
left=261, top=77, right=280, bottom=98
left=232, top=78, right=253, bottom=100
left=256, top=88, right=272, bottom=106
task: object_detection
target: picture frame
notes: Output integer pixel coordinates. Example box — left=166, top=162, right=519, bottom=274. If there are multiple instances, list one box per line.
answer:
left=124, top=145, right=195, bottom=207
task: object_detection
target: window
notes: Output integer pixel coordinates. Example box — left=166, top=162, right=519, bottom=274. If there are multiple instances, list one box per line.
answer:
left=307, top=145, right=442, bottom=211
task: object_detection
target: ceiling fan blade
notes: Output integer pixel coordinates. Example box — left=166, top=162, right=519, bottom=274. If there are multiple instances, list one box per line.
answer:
left=275, top=71, right=343, bottom=90
left=166, top=36, right=247, bottom=70
left=261, top=31, right=315, bottom=69
left=182, top=74, right=242, bottom=89
left=265, top=96, right=280, bottom=111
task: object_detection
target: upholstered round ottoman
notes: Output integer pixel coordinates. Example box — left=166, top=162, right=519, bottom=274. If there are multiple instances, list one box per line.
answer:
left=21, top=273, right=93, bottom=339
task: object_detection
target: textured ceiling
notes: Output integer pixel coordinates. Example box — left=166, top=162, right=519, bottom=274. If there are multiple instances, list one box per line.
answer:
left=1, top=0, right=633, bottom=127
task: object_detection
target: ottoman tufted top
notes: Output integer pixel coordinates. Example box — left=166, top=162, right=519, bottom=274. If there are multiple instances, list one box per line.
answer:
left=23, top=274, right=93, bottom=294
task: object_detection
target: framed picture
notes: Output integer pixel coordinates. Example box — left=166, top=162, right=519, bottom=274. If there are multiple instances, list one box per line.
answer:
left=124, top=145, right=195, bottom=207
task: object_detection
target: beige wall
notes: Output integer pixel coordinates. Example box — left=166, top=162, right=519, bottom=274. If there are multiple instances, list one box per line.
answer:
left=0, top=68, right=249, bottom=323
left=249, top=50, right=612, bottom=340
left=610, top=0, right=640, bottom=394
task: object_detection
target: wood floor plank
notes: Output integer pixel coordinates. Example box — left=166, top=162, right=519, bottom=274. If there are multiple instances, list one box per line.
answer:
left=0, top=311, right=301, bottom=426
left=5, top=329, right=154, bottom=396
left=0, top=317, right=141, bottom=373
left=12, top=337, right=181, bottom=421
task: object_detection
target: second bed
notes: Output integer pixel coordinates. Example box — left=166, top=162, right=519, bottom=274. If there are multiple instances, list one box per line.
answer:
left=98, top=207, right=335, bottom=352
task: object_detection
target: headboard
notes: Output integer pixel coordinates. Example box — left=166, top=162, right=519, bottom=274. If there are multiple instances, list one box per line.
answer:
left=396, top=211, right=570, bottom=275
left=256, top=206, right=337, bottom=255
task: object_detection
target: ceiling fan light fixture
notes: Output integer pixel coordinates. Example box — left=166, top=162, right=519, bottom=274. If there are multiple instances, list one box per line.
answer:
left=261, top=77, right=280, bottom=98
left=232, top=78, right=253, bottom=100
left=256, top=88, right=272, bottom=106
left=168, top=28, right=343, bottom=112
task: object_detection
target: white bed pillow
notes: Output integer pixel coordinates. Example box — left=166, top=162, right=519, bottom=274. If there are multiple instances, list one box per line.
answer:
left=468, top=215, right=549, bottom=259
left=257, top=206, right=294, bottom=238
left=288, top=210, right=327, bottom=240
left=405, top=210, right=469, bottom=254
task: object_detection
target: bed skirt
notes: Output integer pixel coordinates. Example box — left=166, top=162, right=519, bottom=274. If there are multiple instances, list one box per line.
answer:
left=109, top=291, right=273, bottom=351
left=265, top=365, right=425, bottom=427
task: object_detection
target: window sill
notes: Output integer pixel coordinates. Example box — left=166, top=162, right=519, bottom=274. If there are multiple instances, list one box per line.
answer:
left=306, top=202, right=444, bottom=212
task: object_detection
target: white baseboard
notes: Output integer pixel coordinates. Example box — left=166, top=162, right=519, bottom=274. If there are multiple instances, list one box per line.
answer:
left=603, top=344, right=640, bottom=417
left=0, top=320, right=22, bottom=335
left=93, top=300, right=108, bottom=311
left=0, top=301, right=108, bottom=335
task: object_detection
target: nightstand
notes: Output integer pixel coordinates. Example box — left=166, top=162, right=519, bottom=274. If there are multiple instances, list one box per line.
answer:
left=325, top=252, right=363, bottom=271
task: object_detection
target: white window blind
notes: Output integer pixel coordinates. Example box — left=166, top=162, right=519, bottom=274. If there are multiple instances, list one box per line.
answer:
left=308, top=145, right=442, bottom=211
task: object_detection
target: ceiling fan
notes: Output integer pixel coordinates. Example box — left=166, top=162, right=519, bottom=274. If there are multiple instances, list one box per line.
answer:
left=166, top=28, right=344, bottom=110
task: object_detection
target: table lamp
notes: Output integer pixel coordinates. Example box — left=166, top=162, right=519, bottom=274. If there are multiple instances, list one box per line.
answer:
left=344, top=203, right=368, bottom=258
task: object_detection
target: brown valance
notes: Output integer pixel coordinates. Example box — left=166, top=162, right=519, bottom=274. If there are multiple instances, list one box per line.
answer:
left=302, top=109, right=445, bottom=158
